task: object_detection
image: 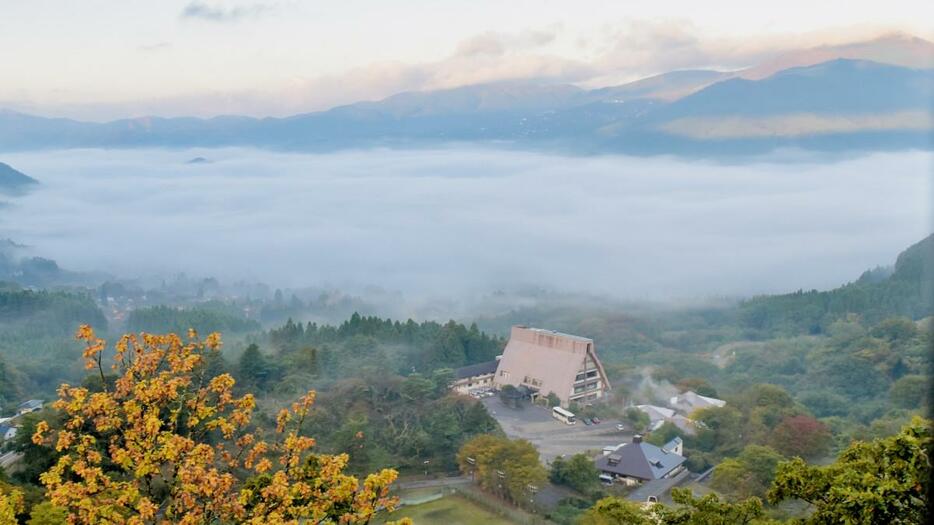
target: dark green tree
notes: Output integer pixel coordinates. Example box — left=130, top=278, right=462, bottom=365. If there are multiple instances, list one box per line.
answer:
left=238, top=343, right=269, bottom=388
left=549, top=453, right=600, bottom=493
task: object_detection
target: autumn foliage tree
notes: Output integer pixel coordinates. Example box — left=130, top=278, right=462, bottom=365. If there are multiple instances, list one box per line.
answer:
left=456, top=434, right=546, bottom=508
left=15, top=325, right=402, bottom=525
left=769, top=415, right=832, bottom=459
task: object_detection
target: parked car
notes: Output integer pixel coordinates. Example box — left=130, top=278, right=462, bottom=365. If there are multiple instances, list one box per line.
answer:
left=591, top=417, right=601, bottom=424
left=582, top=418, right=592, bottom=426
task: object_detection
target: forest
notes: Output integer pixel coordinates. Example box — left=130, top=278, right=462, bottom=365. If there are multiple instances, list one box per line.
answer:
left=0, top=235, right=930, bottom=523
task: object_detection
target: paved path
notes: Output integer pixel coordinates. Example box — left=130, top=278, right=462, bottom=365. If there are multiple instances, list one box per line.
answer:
left=482, top=397, right=632, bottom=463
left=394, top=475, right=472, bottom=491
left=0, top=451, right=23, bottom=471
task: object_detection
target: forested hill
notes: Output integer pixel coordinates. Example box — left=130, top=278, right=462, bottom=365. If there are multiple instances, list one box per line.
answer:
left=740, top=233, right=934, bottom=335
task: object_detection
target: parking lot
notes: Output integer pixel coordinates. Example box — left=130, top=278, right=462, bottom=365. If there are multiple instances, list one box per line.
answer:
left=480, top=397, right=634, bottom=464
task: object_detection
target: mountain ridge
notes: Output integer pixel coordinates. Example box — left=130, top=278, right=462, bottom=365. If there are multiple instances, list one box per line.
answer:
left=1, top=58, right=931, bottom=156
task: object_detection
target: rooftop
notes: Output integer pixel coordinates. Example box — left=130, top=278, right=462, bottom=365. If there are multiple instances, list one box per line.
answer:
left=519, top=326, right=593, bottom=343
left=595, top=437, right=686, bottom=481
left=453, top=360, right=498, bottom=380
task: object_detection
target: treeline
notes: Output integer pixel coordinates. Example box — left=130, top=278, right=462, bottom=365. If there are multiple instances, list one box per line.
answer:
left=0, top=285, right=106, bottom=410
left=739, top=233, right=933, bottom=336
left=0, top=284, right=105, bottom=335
left=269, top=313, right=504, bottom=373
left=126, top=304, right=261, bottom=335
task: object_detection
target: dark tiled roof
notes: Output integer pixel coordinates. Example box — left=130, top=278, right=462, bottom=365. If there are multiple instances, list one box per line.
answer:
left=595, top=441, right=686, bottom=481
left=454, top=360, right=498, bottom=380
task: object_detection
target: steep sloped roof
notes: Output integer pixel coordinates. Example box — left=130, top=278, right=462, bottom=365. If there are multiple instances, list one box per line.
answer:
left=595, top=440, right=686, bottom=481
left=494, top=326, right=608, bottom=402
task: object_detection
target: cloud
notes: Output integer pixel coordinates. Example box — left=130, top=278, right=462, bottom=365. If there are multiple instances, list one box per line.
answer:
left=138, top=42, right=172, bottom=52
left=454, top=28, right=558, bottom=58
left=582, top=21, right=922, bottom=86
left=4, top=21, right=926, bottom=120
left=180, top=1, right=273, bottom=22
left=1, top=148, right=929, bottom=299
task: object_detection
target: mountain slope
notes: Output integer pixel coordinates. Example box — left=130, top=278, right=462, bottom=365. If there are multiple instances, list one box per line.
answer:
left=740, top=32, right=934, bottom=80
left=0, top=162, right=39, bottom=192
left=596, top=59, right=933, bottom=152
left=655, top=59, right=932, bottom=118
left=739, top=234, right=934, bottom=335
left=585, top=69, right=732, bottom=102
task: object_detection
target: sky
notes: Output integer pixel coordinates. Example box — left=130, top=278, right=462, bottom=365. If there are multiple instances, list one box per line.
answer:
left=1, top=147, right=930, bottom=301
left=1, top=0, right=932, bottom=120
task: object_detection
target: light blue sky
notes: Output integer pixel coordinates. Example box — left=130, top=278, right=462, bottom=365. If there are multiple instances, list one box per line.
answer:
left=1, top=0, right=930, bottom=119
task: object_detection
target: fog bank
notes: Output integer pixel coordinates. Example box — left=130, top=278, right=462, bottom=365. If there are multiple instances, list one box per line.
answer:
left=1, top=147, right=930, bottom=299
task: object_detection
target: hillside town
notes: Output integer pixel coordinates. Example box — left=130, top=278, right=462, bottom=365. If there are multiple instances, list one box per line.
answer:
left=450, top=326, right=725, bottom=506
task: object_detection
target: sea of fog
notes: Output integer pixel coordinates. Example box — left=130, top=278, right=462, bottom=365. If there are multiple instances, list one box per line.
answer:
left=0, top=147, right=930, bottom=299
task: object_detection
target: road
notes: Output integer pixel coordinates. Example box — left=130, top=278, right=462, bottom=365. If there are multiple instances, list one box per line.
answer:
left=0, top=451, right=23, bottom=471
left=481, top=397, right=633, bottom=463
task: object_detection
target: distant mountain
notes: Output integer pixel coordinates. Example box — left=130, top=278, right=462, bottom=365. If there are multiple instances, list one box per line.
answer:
left=585, top=69, right=733, bottom=103
left=0, top=57, right=930, bottom=156
left=597, top=59, right=933, bottom=153
left=0, top=162, right=39, bottom=192
left=740, top=32, right=934, bottom=80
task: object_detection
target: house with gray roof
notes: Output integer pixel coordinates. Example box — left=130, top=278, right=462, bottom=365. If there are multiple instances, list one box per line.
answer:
left=669, top=391, right=726, bottom=415
left=0, top=423, right=17, bottom=442
left=493, top=326, right=609, bottom=407
left=451, top=360, right=499, bottom=395
left=595, top=435, right=687, bottom=485
left=17, top=399, right=43, bottom=415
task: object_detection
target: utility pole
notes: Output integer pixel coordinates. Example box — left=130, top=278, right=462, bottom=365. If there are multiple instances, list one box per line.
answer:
left=466, top=456, right=476, bottom=481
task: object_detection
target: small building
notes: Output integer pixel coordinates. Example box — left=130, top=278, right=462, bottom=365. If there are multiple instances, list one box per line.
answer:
left=451, top=360, right=499, bottom=395
left=635, top=404, right=674, bottom=427
left=493, top=326, right=609, bottom=407
left=17, top=400, right=43, bottom=415
left=636, top=404, right=697, bottom=436
left=669, top=391, right=726, bottom=414
left=0, top=423, right=17, bottom=442
left=595, top=435, right=686, bottom=485
left=662, top=436, right=683, bottom=456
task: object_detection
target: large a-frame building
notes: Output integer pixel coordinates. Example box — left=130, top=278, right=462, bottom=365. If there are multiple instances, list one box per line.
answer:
left=492, top=326, right=610, bottom=407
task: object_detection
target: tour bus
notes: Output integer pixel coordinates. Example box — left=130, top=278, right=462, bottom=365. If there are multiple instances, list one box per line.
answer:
left=552, top=406, right=577, bottom=425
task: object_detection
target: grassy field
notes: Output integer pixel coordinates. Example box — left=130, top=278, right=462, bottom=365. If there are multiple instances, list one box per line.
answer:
left=381, top=494, right=517, bottom=525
